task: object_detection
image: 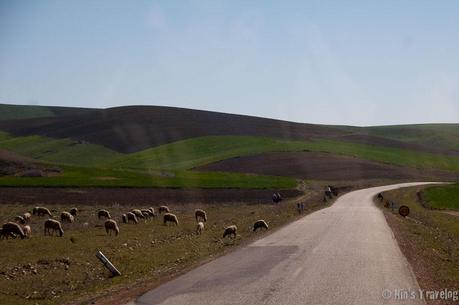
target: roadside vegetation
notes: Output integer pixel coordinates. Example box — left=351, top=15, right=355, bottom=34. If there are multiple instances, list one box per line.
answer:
left=423, top=183, right=459, bottom=210
left=0, top=195, right=327, bottom=305
left=377, top=185, right=459, bottom=304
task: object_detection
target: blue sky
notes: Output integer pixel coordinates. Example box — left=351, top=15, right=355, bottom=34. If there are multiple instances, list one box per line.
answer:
left=1, top=0, right=458, bottom=126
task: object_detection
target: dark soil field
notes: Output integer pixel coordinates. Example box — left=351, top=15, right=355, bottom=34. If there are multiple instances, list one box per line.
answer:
left=0, top=187, right=303, bottom=206
left=197, top=151, right=459, bottom=181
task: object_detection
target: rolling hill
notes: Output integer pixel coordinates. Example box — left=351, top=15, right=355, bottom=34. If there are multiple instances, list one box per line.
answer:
left=0, top=103, right=458, bottom=188
left=0, top=103, right=97, bottom=121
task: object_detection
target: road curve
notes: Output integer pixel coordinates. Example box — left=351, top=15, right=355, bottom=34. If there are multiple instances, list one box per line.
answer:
left=129, top=182, right=443, bottom=305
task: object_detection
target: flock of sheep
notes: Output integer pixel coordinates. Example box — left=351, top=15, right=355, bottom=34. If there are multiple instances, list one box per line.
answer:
left=0, top=204, right=270, bottom=240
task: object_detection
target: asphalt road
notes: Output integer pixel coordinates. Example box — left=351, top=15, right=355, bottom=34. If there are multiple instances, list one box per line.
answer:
left=129, top=182, right=441, bottom=305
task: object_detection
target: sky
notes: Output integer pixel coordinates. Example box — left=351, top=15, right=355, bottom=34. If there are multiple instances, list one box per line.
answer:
left=0, top=0, right=458, bottom=126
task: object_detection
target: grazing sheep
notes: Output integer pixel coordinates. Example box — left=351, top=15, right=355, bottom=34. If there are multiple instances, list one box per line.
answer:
left=131, top=209, right=144, bottom=218
left=141, top=209, right=155, bottom=218
left=23, top=212, right=31, bottom=223
left=163, top=213, right=179, bottom=226
left=14, top=215, right=26, bottom=224
left=142, top=211, right=151, bottom=219
left=69, top=207, right=78, bottom=217
left=97, top=209, right=111, bottom=219
left=158, top=205, right=170, bottom=214
left=329, top=185, right=338, bottom=196
left=272, top=193, right=282, bottom=203
left=105, top=219, right=119, bottom=236
left=223, top=225, right=237, bottom=238
left=195, top=209, right=207, bottom=222
left=61, top=211, right=74, bottom=223
left=196, top=222, right=204, bottom=235
left=253, top=220, right=269, bottom=232
left=44, top=219, right=64, bottom=237
left=23, top=225, right=31, bottom=238
left=1, top=222, right=26, bottom=239
left=126, top=212, right=138, bottom=224
left=33, top=206, right=52, bottom=217
left=0, top=228, right=16, bottom=239
left=148, top=207, right=156, bottom=216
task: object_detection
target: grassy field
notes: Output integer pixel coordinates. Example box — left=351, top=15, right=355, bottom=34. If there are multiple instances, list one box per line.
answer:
left=302, top=139, right=459, bottom=172
left=423, top=183, right=459, bottom=210
left=0, top=165, right=297, bottom=189
left=341, top=124, right=459, bottom=152
left=1, top=132, right=458, bottom=189
left=108, top=136, right=315, bottom=170
left=377, top=186, right=459, bottom=303
left=111, top=136, right=459, bottom=172
left=0, top=132, right=121, bottom=167
left=0, top=195, right=326, bottom=305
left=0, top=104, right=56, bottom=121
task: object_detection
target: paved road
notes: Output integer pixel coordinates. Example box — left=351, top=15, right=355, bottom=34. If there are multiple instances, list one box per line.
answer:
left=129, top=182, right=442, bottom=305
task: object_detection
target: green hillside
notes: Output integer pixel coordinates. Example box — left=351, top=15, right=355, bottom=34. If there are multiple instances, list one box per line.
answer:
left=365, top=124, right=459, bottom=151
left=110, top=135, right=459, bottom=172
left=0, top=104, right=55, bottom=120
left=0, top=131, right=121, bottom=167
left=303, top=139, right=459, bottom=172
left=109, top=136, right=314, bottom=170
left=423, top=184, right=459, bottom=210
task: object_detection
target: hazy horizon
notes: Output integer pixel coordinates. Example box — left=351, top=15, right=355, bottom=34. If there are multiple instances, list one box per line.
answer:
left=1, top=1, right=459, bottom=126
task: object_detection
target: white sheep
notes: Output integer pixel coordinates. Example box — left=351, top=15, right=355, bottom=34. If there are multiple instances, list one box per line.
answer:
left=163, top=213, right=178, bottom=226
left=23, top=225, right=32, bottom=238
left=61, top=211, right=74, bottom=223
left=195, top=209, right=207, bottom=222
left=32, top=207, right=52, bottom=217
left=253, top=220, right=269, bottom=232
left=97, top=209, right=111, bottom=219
left=223, top=225, right=237, bottom=238
left=1, top=222, right=26, bottom=239
left=158, top=205, right=170, bottom=214
left=196, top=222, right=204, bottom=235
left=105, top=219, right=119, bottom=236
left=44, top=219, right=64, bottom=237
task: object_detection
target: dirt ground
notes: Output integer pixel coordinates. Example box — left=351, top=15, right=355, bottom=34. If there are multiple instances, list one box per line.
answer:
left=197, top=151, right=459, bottom=181
left=0, top=187, right=303, bottom=206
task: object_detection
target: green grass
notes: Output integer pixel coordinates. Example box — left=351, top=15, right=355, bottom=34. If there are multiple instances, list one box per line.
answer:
left=0, top=131, right=122, bottom=167
left=0, top=198, right=326, bottom=305
left=423, top=183, right=459, bottom=210
left=109, top=135, right=459, bottom=172
left=302, top=139, right=459, bottom=172
left=0, top=165, right=297, bottom=189
left=109, top=136, right=314, bottom=170
left=365, top=124, right=459, bottom=151
left=0, top=104, right=56, bottom=121
left=378, top=187, right=459, bottom=294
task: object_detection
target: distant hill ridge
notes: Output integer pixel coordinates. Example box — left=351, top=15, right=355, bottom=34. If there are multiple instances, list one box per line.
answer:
left=0, top=103, right=458, bottom=155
